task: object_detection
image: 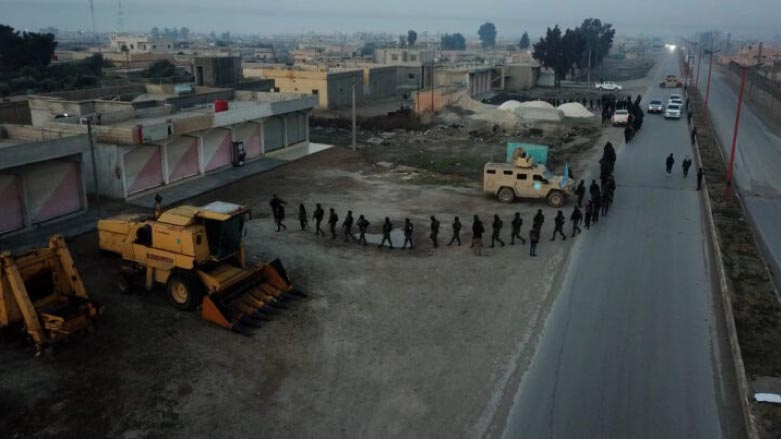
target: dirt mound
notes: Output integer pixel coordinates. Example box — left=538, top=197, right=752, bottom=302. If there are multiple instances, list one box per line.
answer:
left=558, top=102, right=594, bottom=118
left=513, top=106, right=562, bottom=122
left=519, top=100, right=555, bottom=109
left=498, top=100, right=523, bottom=111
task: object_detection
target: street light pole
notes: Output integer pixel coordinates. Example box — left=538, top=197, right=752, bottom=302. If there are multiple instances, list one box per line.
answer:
left=351, top=78, right=357, bottom=151
left=724, top=66, right=748, bottom=201
left=702, top=48, right=720, bottom=126
left=694, top=45, right=703, bottom=89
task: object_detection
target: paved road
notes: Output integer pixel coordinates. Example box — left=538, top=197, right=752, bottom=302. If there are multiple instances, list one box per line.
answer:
left=498, top=52, right=745, bottom=438
left=697, top=64, right=781, bottom=285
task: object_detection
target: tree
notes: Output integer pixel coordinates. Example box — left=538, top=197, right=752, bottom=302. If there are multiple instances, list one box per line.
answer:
left=478, top=22, right=497, bottom=49
left=144, top=59, right=178, bottom=79
left=398, top=35, right=406, bottom=48
left=179, top=27, right=190, bottom=41
left=150, top=27, right=160, bottom=39
left=533, top=26, right=574, bottom=86
left=574, top=18, right=614, bottom=69
left=519, top=32, right=530, bottom=49
left=441, top=33, right=466, bottom=50
left=360, top=42, right=379, bottom=57
left=0, top=25, right=57, bottom=73
left=407, top=30, right=417, bottom=48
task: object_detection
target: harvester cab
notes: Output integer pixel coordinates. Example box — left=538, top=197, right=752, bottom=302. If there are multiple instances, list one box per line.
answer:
left=98, top=201, right=303, bottom=334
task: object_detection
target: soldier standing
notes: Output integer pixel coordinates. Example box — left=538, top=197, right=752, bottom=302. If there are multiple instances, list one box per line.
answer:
left=298, top=204, right=308, bottom=231
left=357, top=214, right=370, bottom=246
left=491, top=214, right=506, bottom=248
left=378, top=217, right=394, bottom=249
left=429, top=216, right=440, bottom=248
left=570, top=206, right=583, bottom=237
left=592, top=196, right=601, bottom=224
left=533, top=209, right=545, bottom=232
left=313, top=204, right=325, bottom=236
left=589, top=180, right=601, bottom=203
left=401, top=218, right=414, bottom=250
left=471, top=215, right=485, bottom=256
left=584, top=201, right=593, bottom=230
left=666, top=153, right=675, bottom=175
left=510, top=212, right=526, bottom=245
left=690, top=126, right=698, bottom=145
left=276, top=202, right=287, bottom=231
left=575, top=180, right=586, bottom=207
left=342, top=210, right=355, bottom=242
left=328, top=208, right=339, bottom=239
left=697, top=167, right=705, bottom=190
left=529, top=227, right=540, bottom=257
left=269, top=194, right=287, bottom=230
left=551, top=210, right=566, bottom=241
left=448, top=216, right=462, bottom=246
left=682, top=156, right=693, bottom=178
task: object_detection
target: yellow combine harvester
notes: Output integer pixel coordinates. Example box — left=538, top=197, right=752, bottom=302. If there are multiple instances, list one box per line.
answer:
left=98, top=201, right=301, bottom=333
left=0, top=235, right=103, bottom=353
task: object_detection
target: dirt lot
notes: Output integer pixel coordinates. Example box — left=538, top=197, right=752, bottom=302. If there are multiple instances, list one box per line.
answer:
left=1, top=97, right=622, bottom=438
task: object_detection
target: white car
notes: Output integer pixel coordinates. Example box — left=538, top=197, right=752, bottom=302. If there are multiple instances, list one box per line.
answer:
left=669, top=98, right=683, bottom=107
left=664, top=103, right=682, bottom=119
left=595, top=81, right=623, bottom=91
left=669, top=93, right=683, bottom=101
left=611, top=109, right=630, bottom=125
left=648, top=100, right=664, bottom=113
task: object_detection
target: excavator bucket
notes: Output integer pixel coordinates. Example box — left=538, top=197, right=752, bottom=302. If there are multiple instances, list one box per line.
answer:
left=0, top=235, right=103, bottom=352
left=200, top=259, right=300, bottom=333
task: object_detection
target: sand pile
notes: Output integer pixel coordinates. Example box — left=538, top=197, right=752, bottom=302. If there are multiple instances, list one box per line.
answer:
left=513, top=106, right=562, bottom=122
left=557, top=102, right=594, bottom=118
left=498, top=100, right=523, bottom=111
left=519, top=100, right=556, bottom=109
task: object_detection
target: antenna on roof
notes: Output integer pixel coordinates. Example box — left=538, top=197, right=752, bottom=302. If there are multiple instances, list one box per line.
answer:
left=89, top=0, right=96, bottom=34
left=117, top=0, right=124, bottom=32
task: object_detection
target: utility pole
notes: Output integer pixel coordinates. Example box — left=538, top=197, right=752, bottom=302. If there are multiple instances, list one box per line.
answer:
left=702, top=48, right=720, bottom=126
left=87, top=120, right=102, bottom=218
left=694, top=45, right=703, bottom=89
left=724, top=62, right=759, bottom=201
left=587, top=42, right=592, bottom=86
left=431, top=42, right=435, bottom=115
left=351, top=78, right=357, bottom=151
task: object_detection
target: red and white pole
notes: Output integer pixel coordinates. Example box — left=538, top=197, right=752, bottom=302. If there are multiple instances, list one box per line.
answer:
left=694, top=46, right=703, bottom=89
left=724, top=67, right=748, bottom=201
left=702, top=51, right=715, bottom=125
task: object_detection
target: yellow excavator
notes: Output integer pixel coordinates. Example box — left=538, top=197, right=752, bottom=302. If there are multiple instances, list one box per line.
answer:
left=98, top=201, right=302, bottom=333
left=0, top=235, right=103, bottom=353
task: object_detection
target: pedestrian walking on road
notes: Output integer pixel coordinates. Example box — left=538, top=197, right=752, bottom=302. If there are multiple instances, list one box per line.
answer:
left=666, top=153, right=675, bottom=175
left=429, top=216, right=440, bottom=248
left=533, top=209, right=545, bottom=232
left=357, top=214, right=369, bottom=246
left=575, top=180, right=586, bottom=207
left=491, top=214, right=506, bottom=248
left=448, top=216, right=462, bottom=246
left=510, top=212, right=526, bottom=245
left=682, top=156, right=692, bottom=178
left=589, top=180, right=601, bottom=203
left=687, top=111, right=693, bottom=126
left=313, top=204, right=325, bottom=236
left=275, top=203, right=287, bottom=231
left=471, top=215, right=485, bottom=256
left=606, top=175, right=616, bottom=198
left=570, top=206, right=583, bottom=237
left=551, top=210, right=566, bottom=241
left=342, top=210, right=356, bottom=242
left=584, top=202, right=593, bottom=230
left=592, top=196, right=601, bottom=224
left=690, top=126, right=698, bottom=146
left=601, top=190, right=611, bottom=217
left=328, top=208, right=338, bottom=239
left=270, top=194, right=287, bottom=231
left=378, top=217, right=393, bottom=249
left=401, top=218, right=414, bottom=250
left=298, top=204, right=308, bottom=231
left=529, top=227, right=540, bottom=257
left=697, top=167, right=705, bottom=190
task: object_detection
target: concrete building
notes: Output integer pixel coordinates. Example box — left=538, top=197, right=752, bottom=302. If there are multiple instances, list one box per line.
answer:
left=434, top=66, right=499, bottom=97
left=109, top=33, right=173, bottom=53
left=193, top=56, right=242, bottom=87
left=243, top=64, right=364, bottom=109
left=373, top=48, right=434, bottom=90
left=501, top=64, right=540, bottom=90
left=26, top=85, right=317, bottom=200
left=0, top=127, right=88, bottom=236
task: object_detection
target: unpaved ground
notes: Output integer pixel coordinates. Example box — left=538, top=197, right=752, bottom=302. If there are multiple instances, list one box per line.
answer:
left=0, top=133, right=621, bottom=438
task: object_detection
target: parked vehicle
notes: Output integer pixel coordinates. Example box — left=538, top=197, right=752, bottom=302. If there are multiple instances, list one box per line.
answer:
left=664, top=103, right=682, bottom=119
left=659, top=75, right=683, bottom=88
left=483, top=148, right=573, bottom=207
left=648, top=100, right=664, bottom=113
left=611, top=109, right=630, bottom=126
left=595, top=81, right=623, bottom=91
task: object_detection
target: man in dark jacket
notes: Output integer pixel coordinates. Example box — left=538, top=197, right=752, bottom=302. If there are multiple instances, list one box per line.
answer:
left=529, top=227, right=540, bottom=257
left=448, top=216, right=462, bottom=246
left=298, top=204, right=308, bottom=231
left=429, top=216, right=440, bottom=248
left=342, top=210, right=355, bottom=242
left=402, top=218, right=414, bottom=250
left=510, top=212, right=526, bottom=245
left=328, top=208, right=339, bottom=239
left=575, top=180, right=586, bottom=207
left=584, top=201, right=593, bottom=230
left=533, top=209, right=545, bottom=232
left=551, top=210, right=566, bottom=241
left=378, top=217, right=393, bottom=249
left=666, top=153, right=675, bottom=175
left=357, top=214, right=369, bottom=246
left=682, top=156, right=693, bottom=178
left=691, top=126, right=698, bottom=145
left=697, top=167, right=705, bottom=190
left=491, top=214, right=505, bottom=248
left=471, top=215, right=485, bottom=256
left=589, top=180, right=601, bottom=203
left=570, top=206, right=583, bottom=237
left=313, top=204, right=325, bottom=237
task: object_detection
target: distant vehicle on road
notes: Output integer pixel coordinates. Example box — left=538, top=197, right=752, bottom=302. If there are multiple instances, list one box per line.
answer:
left=664, top=103, right=682, bottom=119
left=668, top=94, right=683, bottom=107
left=648, top=100, right=664, bottom=113
left=659, top=74, right=683, bottom=88
left=595, top=81, right=623, bottom=91
left=611, top=109, right=630, bottom=126
left=484, top=148, right=572, bottom=207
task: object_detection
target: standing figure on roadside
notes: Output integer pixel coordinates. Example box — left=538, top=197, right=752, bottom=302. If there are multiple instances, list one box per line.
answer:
left=471, top=215, right=485, bottom=256
left=510, top=212, right=526, bottom=245
left=601, top=189, right=611, bottom=217
left=589, top=179, right=601, bottom=203
left=313, top=203, right=325, bottom=236
left=607, top=175, right=616, bottom=199
left=576, top=180, right=586, bottom=207
left=666, top=153, right=675, bottom=175
left=429, top=216, right=440, bottom=248
left=691, top=126, right=698, bottom=145
left=682, top=156, right=693, bottom=178
left=687, top=111, right=693, bottom=126
left=592, top=195, right=601, bottom=224
left=551, top=210, right=566, bottom=241
left=570, top=206, right=583, bottom=237
left=448, top=216, right=462, bottom=246
left=402, top=218, right=414, bottom=250
left=378, top=217, right=394, bottom=249
left=533, top=209, right=545, bottom=232
left=328, top=208, right=338, bottom=239
left=357, top=214, right=369, bottom=246
left=529, top=227, right=540, bottom=257
left=491, top=214, right=506, bottom=248
left=342, top=210, right=355, bottom=242
left=275, top=202, right=287, bottom=231
left=269, top=194, right=287, bottom=230
left=697, top=167, right=705, bottom=190
left=298, top=204, right=308, bottom=231
left=584, top=201, right=593, bottom=230
left=624, top=125, right=632, bottom=143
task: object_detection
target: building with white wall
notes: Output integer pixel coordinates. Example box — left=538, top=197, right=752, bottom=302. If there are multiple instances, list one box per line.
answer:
left=109, top=33, right=173, bottom=53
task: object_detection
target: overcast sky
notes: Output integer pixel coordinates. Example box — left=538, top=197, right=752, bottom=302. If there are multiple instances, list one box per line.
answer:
left=1, top=0, right=778, bottom=40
